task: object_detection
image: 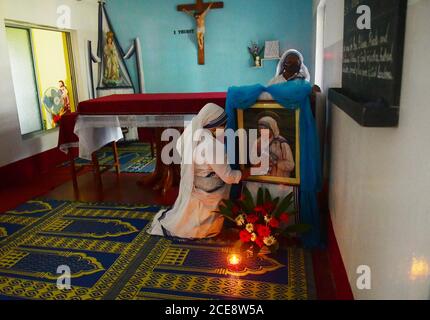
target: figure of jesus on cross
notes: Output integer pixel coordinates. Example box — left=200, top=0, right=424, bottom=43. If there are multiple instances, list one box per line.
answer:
left=178, top=0, right=224, bottom=65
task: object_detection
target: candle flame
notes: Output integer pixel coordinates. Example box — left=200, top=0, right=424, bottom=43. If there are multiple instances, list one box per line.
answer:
left=228, top=254, right=241, bottom=266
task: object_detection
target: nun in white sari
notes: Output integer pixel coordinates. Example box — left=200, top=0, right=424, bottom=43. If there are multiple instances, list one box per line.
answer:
left=147, top=103, right=243, bottom=239
left=260, top=49, right=311, bottom=100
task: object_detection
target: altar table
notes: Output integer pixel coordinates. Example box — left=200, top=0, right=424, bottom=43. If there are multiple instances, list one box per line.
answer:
left=58, top=92, right=227, bottom=196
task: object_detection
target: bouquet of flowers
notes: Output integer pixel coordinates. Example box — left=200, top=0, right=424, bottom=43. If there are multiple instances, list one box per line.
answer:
left=217, top=187, right=310, bottom=255
left=247, top=41, right=264, bottom=59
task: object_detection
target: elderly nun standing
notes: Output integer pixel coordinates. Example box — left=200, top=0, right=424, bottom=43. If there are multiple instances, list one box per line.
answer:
left=270, top=49, right=311, bottom=84
left=260, top=49, right=319, bottom=101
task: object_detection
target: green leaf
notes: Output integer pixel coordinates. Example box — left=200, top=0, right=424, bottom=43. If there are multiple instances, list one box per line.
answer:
left=256, top=187, right=264, bottom=206
left=273, top=192, right=294, bottom=218
left=264, top=188, right=272, bottom=203
left=286, top=210, right=298, bottom=216
left=282, top=224, right=312, bottom=235
left=220, top=199, right=235, bottom=210
left=272, top=197, right=280, bottom=208
left=243, top=186, right=255, bottom=206
left=225, top=216, right=236, bottom=223
left=218, top=205, right=233, bottom=218
left=242, top=186, right=255, bottom=213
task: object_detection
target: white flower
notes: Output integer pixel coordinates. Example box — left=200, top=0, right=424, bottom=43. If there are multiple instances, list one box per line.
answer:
left=263, top=236, right=277, bottom=247
left=251, top=233, right=257, bottom=242
left=246, top=223, right=254, bottom=233
left=264, top=215, right=272, bottom=223
left=235, top=215, right=245, bottom=226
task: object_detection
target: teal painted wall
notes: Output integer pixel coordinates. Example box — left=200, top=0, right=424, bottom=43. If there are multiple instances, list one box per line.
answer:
left=106, top=0, right=314, bottom=93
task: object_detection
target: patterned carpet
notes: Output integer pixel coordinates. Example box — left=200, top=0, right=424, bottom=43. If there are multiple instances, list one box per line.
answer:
left=61, top=143, right=156, bottom=174
left=0, top=200, right=315, bottom=300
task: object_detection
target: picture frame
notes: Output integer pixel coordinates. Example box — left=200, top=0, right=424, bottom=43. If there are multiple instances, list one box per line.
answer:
left=264, top=40, right=280, bottom=59
left=237, top=101, right=300, bottom=185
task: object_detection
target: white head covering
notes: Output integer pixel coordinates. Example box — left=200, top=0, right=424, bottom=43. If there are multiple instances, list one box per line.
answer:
left=177, top=103, right=226, bottom=164
left=276, top=49, right=311, bottom=81
left=258, top=116, right=280, bottom=137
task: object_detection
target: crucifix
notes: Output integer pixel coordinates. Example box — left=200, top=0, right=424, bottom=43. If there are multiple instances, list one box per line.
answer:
left=177, top=0, right=224, bottom=65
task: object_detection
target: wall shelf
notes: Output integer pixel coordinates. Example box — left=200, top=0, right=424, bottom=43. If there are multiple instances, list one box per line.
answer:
left=328, top=88, right=399, bottom=128
left=251, top=57, right=280, bottom=69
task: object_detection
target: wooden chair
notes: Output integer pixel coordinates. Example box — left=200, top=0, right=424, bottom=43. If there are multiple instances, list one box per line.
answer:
left=68, top=141, right=121, bottom=197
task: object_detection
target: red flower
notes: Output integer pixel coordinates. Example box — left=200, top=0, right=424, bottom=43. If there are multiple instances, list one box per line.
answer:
left=255, top=236, right=264, bottom=248
left=246, top=214, right=259, bottom=224
left=254, top=206, right=264, bottom=213
left=256, top=224, right=271, bottom=238
left=254, top=206, right=268, bottom=216
left=280, top=213, right=290, bottom=224
left=263, top=202, right=274, bottom=212
left=239, top=230, right=252, bottom=243
left=269, top=217, right=280, bottom=228
left=232, top=205, right=240, bottom=215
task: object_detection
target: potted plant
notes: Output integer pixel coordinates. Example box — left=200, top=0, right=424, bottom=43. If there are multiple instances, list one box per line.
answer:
left=248, top=41, right=264, bottom=67
left=217, top=186, right=311, bottom=257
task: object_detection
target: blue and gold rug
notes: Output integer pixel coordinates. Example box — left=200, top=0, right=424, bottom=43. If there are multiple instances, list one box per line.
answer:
left=0, top=200, right=315, bottom=300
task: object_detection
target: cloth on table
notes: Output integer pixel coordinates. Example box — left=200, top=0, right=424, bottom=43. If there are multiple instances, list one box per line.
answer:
left=78, top=92, right=227, bottom=115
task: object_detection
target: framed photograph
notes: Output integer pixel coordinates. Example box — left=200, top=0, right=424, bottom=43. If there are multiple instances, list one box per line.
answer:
left=237, top=102, right=300, bottom=185
left=264, top=40, right=280, bottom=59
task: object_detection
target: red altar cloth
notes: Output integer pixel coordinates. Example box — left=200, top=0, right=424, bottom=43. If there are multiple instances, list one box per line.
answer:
left=78, top=92, right=227, bottom=115
left=58, top=113, right=79, bottom=149
left=58, top=92, right=227, bottom=150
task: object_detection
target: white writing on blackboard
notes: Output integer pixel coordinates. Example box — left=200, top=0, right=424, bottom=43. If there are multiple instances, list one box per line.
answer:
left=343, top=22, right=393, bottom=81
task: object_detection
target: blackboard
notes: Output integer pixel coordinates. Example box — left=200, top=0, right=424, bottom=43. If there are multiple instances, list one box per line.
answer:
left=342, top=0, right=407, bottom=107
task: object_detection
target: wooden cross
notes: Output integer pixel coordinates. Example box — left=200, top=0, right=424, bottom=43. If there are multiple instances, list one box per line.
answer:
left=177, top=0, right=224, bottom=65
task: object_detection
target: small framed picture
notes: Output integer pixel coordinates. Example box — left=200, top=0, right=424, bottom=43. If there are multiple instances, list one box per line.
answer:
left=264, top=40, right=280, bottom=59
left=237, top=102, right=300, bottom=185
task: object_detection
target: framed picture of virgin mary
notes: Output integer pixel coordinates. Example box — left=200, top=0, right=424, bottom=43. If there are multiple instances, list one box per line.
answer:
left=237, top=102, right=300, bottom=185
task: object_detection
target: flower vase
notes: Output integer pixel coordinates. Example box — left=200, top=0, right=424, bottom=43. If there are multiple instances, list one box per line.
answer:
left=254, top=56, right=261, bottom=67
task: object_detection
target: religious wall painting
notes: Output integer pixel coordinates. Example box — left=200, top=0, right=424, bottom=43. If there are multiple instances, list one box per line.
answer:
left=41, top=80, right=72, bottom=129
left=102, top=32, right=121, bottom=87
left=99, top=31, right=132, bottom=89
left=237, top=102, right=300, bottom=186
left=95, top=3, right=135, bottom=93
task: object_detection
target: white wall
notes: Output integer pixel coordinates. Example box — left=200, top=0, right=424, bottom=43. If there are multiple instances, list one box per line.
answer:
left=323, top=0, right=430, bottom=299
left=0, top=0, right=98, bottom=167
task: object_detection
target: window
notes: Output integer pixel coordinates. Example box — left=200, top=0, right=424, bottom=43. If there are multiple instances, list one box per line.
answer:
left=5, top=24, right=77, bottom=135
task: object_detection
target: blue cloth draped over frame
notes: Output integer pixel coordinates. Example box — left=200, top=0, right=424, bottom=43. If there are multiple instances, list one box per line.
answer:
left=226, top=80, right=323, bottom=248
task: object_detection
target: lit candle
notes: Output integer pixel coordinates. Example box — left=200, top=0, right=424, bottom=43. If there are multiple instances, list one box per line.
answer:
left=228, top=254, right=241, bottom=266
